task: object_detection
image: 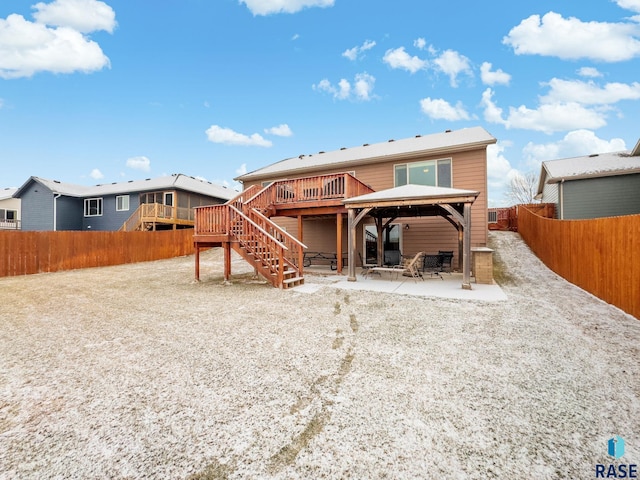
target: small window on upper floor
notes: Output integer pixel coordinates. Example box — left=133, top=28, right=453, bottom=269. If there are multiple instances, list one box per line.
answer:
left=116, top=195, right=130, bottom=211
left=394, top=158, right=452, bottom=188
left=84, top=198, right=103, bottom=217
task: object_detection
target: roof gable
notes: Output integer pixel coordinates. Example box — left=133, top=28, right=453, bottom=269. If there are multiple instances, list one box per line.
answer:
left=237, top=126, right=496, bottom=182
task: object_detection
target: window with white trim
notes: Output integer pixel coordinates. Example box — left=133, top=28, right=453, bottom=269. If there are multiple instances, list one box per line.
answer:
left=116, top=195, right=130, bottom=211
left=488, top=211, right=498, bottom=223
left=84, top=198, right=103, bottom=217
left=394, top=158, right=452, bottom=187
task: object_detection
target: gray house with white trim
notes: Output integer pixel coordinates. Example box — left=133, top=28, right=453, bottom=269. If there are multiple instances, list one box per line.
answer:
left=536, top=139, right=640, bottom=220
left=14, top=174, right=235, bottom=231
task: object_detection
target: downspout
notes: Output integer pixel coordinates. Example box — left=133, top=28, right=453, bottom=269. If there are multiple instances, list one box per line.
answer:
left=53, top=193, right=61, bottom=231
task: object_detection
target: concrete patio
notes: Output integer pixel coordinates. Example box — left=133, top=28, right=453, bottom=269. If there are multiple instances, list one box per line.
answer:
left=296, top=269, right=508, bottom=302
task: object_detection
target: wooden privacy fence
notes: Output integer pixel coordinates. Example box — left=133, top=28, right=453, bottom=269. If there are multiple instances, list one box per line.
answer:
left=0, top=229, right=194, bottom=277
left=518, top=206, right=640, bottom=320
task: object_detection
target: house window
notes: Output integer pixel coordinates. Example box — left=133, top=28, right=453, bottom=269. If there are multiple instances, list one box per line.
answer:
left=394, top=159, right=452, bottom=187
left=363, top=223, right=402, bottom=265
left=488, top=210, right=498, bottom=223
left=0, top=209, right=16, bottom=222
left=84, top=198, right=103, bottom=217
left=116, top=195, right=130, bottom=211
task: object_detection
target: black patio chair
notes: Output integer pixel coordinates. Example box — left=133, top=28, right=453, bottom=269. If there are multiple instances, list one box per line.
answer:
left=438, top=251, right=454, bottom=273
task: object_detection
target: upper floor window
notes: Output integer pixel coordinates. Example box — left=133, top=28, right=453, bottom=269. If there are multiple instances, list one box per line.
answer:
left=394, top=159, right=452, bottom=188
left=0, top=209, right=17, bottom=222
left=116, top=195, right=130, bottom=211
left=84, top=198, right=103, bottom=217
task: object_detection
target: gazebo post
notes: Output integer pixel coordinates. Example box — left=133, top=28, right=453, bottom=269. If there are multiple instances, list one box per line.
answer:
left=462, top=202, right=472, bottom=289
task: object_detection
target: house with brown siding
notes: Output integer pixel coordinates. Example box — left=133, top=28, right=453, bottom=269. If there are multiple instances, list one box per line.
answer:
left=236, top=126, right=495, bottom=269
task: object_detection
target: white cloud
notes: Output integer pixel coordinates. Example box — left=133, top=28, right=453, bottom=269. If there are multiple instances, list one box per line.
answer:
left=541, top=78, right=640, bottom=105
left=414, top=37, right=427, bottom=50
left=353, top=72, right=375, bottom=100
left=503, top=11, right=640, bottom=62
left=313, top=73, right=375, bottom=101
left=89, top=168, right=104, bottom=179
left=33, top=0, right=117, bottom=33
left=0, top=13, right=111, bottom=79
left=126, top=156, right=151, bottom=172
left=522, top=130, right=628, bottom=166
left=205, top=125, right=272, bottom=147
left=577, top=67, right=603, bottom=78
left=264, top=124, right=293, bottom=137
left=487, top=143, right=517, bottom=190
left=235, top=163, right=247, bottom=176
left=240, top=0, right=334, bottom=15
left=480, top=62, right=511, bottom=86
left=291, top=33, right=300, bottom=40
left=615, top=0, right=640, bottom=13
left=342, top=40, right=376, bottom=61
left=481, top=88, right=608, bottom=134
left=433, top=49, right=472, bottom=87
left=419, top=97, right=470, bottom=121
left=382, top=47, right=427, bottom=74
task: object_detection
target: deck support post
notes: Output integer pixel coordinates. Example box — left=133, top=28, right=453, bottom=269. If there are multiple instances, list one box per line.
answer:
left=195, top=244, right=200, bottom=281
left=336, top=212, right=343, bottom=274
left=297, top=215, right=304, bottom=243
left=223, top=242, right=231, bottom=281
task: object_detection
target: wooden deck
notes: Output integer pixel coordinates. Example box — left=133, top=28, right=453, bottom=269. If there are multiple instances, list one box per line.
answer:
left=193, top=173, right=374, bottom=287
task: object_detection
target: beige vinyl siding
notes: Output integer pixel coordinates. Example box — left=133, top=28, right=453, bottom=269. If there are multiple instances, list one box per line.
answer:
left=243, top=145, right=489, bottom=267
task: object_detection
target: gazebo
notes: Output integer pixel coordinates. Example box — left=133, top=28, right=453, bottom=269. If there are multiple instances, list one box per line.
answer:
left=343, top=184, right=480, bottom=289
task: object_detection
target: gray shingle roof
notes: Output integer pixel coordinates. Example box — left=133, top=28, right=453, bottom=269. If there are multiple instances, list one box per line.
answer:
left=237, top=126, right=496, bottom=182
left=0, top=187, right=18, bottom=201
left=540, top=151, right=640, bottom=184
left=14, top=174, right=236, bottom=200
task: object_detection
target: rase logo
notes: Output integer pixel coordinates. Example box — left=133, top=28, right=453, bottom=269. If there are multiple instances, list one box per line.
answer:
left=596, top=436, right=638, bottom=478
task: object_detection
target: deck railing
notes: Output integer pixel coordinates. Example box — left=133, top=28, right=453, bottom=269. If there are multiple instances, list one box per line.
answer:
left=121, top=203, right=194, bottom=231
left=244, top=172, right=374, bottom=211
left=194, top=204, right=228, bottom=235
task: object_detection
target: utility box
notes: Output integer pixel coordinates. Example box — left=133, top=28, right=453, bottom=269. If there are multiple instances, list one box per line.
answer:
left=471, top=247, right=494, bottom=284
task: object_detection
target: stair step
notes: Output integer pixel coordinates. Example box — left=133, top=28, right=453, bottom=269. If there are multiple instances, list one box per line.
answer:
left=283, top=276, right=304, bottom=289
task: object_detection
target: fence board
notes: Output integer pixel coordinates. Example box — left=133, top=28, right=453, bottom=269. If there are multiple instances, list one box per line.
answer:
left=0, top=230, right=194, bottom=278
left=518, top=206, right=640, bottom=320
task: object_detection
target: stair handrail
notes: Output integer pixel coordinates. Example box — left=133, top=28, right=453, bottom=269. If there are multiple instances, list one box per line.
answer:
left=228, top=205, right=292, bottom=286
left=248, top=207, right=307, bottom=274
left=226, top=184, right=262, bottom=207
left=121, top=204, right=143, bottom=231
left=228, top=205, right=287, bottom=250
left=249, top=208, right=307, bottom=250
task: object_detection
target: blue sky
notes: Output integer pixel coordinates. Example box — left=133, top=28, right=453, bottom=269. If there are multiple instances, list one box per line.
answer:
left=1, top=0, right=639, bottom=206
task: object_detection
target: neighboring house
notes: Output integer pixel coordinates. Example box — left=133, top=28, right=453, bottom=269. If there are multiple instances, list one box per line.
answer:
left=13, top=174, right=235, bottom=231
left=0, top=187, right=20, bottom=230
left=536, top=139, right=640, bottom=220
left=192, top=126, right=496, bottom=289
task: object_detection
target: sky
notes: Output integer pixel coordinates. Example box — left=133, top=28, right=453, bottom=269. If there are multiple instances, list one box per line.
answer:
left=1, top=0, right=639, bottom=206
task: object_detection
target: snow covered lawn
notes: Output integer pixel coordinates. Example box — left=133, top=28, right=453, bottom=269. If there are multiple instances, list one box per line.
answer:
left=1, top=231, right=638, bottom=479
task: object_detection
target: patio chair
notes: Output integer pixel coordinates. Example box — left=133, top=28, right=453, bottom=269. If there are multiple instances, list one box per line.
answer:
left=422, top=254, right=444, bottom=279
left=438, top=250, right=454, bottom=273
left=384, top=249, right=402, bottom=266
left=400, top=251, right=425, bottom=281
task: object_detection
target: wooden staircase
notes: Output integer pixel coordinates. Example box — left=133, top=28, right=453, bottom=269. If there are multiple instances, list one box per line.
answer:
left=194, top=173, right=375, bottom=288
left=194, top=191, right=306, bottom=289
